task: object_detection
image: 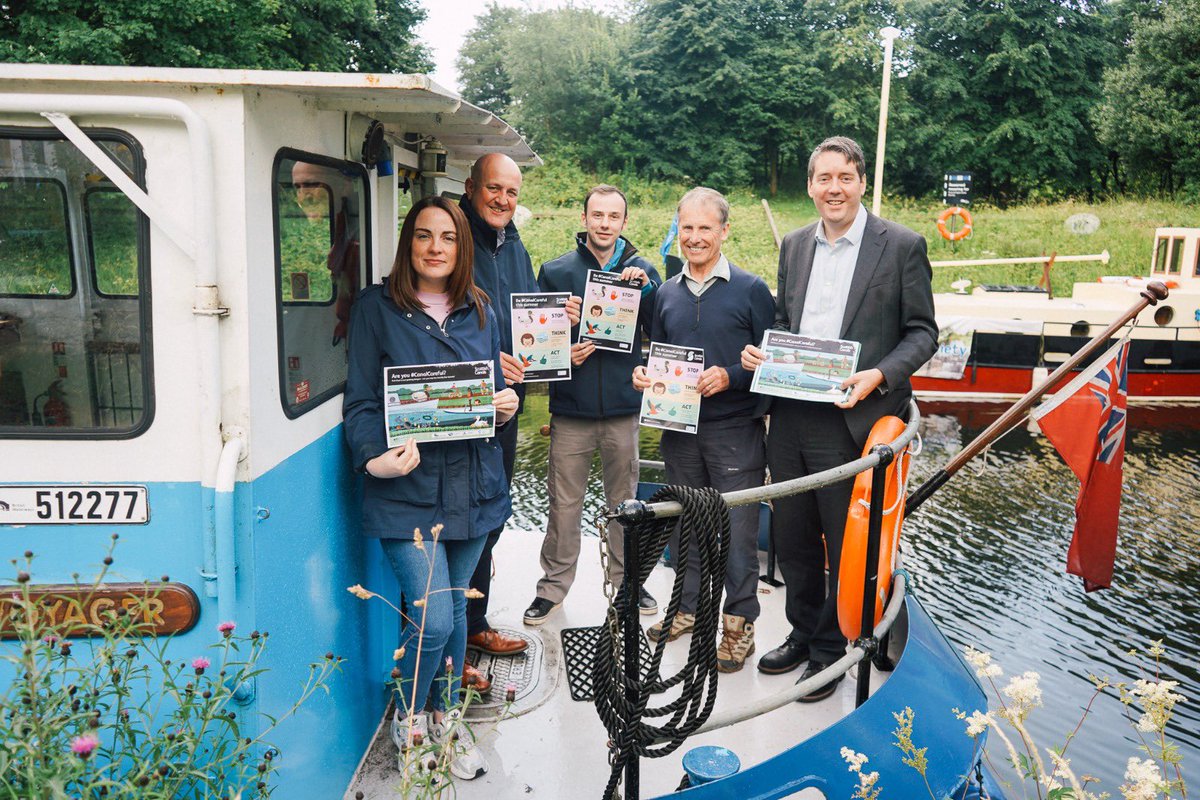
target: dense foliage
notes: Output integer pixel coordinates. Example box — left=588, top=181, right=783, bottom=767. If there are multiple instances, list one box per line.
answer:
left=0, top=0, right=432, bottom=73
left=458, top=0, right=1200, bottom=201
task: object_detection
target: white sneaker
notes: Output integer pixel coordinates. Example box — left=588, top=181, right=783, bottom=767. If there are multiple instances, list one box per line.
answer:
left=392, top=711, right=442, bottom=789
left=430, top=708, right=488, bottom=780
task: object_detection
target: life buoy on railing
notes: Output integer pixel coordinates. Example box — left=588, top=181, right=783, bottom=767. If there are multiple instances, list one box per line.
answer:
left=936, top=206, right=973, bottom=241
left=837, top=415, right=910, bottom=640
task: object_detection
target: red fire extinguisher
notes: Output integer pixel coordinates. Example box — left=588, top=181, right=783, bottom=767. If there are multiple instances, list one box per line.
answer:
left=36, top=380, right=73, bottom=427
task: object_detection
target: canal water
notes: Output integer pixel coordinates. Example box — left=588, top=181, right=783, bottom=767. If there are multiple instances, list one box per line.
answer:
left=511, top=392, right=1198, bottom=791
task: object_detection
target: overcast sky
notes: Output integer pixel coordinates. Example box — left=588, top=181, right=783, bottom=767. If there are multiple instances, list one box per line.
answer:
left=417, top=0, right=606, bottom=92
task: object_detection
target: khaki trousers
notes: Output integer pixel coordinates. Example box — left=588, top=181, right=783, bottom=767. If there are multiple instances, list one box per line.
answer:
left=535, top=414, right=639, bottom=603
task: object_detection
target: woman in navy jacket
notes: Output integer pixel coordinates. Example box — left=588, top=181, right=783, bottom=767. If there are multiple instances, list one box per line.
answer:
left=343, top=196, right=517, bottom=781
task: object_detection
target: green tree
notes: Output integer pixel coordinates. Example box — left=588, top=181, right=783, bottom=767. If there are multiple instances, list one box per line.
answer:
left=456, top=2, right=523, bottom=113
left=901, top=0, right=1116, bottom=202
left=0, top=0, right=432, bottom=73
left=1095, top=0, right=1200, bottom=194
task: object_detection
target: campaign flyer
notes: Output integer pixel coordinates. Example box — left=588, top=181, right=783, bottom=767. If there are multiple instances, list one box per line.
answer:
left=578, top=269, right=642, bottom=353
left=383, top=360, right=495, bottom=447
left=510, top=292, right=572, bottom=382
left=639, top=342, right=703, bottom=434
left=750, top=331, right=860, bottom=403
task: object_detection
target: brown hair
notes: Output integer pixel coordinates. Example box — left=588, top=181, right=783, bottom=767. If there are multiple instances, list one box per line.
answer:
left=584, top=184, right=627, bottom=217
left=807, top=136, right=867, bottom=180
left=387, top=196, right=489, bottom=328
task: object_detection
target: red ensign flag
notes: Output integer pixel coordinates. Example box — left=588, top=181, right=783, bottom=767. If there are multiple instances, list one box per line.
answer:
left=1032, top=339, right=1131, bottom=591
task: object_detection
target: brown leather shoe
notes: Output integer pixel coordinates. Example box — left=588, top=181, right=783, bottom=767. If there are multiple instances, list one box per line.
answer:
left=462, top=663, right=491, bottom=694
left=467, top=629, right=528, bottom=656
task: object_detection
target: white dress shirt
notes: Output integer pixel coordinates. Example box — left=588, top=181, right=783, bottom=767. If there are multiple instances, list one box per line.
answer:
left=797, top=204, right=868, bottom=339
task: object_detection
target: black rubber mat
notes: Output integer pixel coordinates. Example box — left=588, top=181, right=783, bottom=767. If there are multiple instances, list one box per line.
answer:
left=560, top=625, right=654, bottom=702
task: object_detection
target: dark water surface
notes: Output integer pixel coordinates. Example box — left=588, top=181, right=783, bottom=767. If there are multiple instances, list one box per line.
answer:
left=511, top=392, right=1198, bottom=790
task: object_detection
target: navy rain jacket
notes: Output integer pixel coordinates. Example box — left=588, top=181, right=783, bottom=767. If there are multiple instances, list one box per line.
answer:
left=538, top=234, right=662, bottom=418
left=343, top=284, right=512, bottom=541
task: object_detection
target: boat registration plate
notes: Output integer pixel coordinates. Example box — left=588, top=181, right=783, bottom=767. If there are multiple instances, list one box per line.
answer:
left=0, top=485, right=149, bottom=525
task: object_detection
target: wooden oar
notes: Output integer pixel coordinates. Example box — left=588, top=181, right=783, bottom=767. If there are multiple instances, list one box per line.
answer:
left=906, top=281, right=1169, bottom=513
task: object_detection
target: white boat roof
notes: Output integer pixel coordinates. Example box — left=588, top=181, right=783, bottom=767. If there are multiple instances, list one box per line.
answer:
left=0, top=63, right=540, bottom=167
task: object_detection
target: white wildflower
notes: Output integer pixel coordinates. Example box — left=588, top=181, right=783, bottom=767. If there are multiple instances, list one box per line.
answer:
left=1120, top=757, right=1165, bottom=800
left=1131, top=678, right=1185, bottom=734
left=963, top=645, right=1002, bottom=679
left=1001, top=671, right=1043, bottom=719
left=840, top=747, right=868, bottom=771
left=963, top=709, right=992, bottom=737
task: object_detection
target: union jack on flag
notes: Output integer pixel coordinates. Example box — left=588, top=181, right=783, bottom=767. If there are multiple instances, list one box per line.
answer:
left=1088, top=343, right=1129, bottom=465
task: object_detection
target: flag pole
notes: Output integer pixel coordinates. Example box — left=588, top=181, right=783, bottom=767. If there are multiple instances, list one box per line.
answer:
left=906, top=281, right=1168, bottom=513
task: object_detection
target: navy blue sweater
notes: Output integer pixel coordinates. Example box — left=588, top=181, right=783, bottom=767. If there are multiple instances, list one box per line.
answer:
left=538, top=234, right=661, bottom=419
left=650, top=262, right=776, bottom=423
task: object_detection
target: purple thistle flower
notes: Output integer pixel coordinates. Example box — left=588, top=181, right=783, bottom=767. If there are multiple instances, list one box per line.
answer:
left=192, top=656, right=210, bottom=675
left=70, top=733, right=100, bottom=758
left=217, top=621, right=236, bottom=637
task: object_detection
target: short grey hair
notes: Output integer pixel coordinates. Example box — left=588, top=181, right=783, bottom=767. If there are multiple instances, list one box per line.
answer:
left=807, top=136, right=867, bottom=180
left=677, top=187, right=729, bottom=226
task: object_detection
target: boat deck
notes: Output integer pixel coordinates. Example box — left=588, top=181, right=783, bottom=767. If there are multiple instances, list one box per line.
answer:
left=344, top=528, right=887, bottom=799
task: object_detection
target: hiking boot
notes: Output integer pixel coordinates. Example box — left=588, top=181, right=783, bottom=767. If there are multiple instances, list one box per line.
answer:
left=646, top=611, right=695, bottom=643
left=430, top=708, right=488, bottom=780
left=716, top=614, right=755, bottom=673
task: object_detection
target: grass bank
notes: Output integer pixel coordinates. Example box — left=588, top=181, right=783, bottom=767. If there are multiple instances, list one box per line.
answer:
left=517, top=164, right=1200, bottom=293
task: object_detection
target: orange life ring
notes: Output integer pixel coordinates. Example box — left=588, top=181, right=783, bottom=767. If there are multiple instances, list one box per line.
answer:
left=837, top=415, right=910, bottom=640
left=936, top=206, right=973, bottom=242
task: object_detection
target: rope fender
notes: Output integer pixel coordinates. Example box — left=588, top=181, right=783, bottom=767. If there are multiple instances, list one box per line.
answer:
left=593, top=485, right=731, bottom=799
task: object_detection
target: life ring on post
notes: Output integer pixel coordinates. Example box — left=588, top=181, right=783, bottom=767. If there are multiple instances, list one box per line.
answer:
left=837, top=415, right=910, bottom=640
left=936, top=206, right=973, bottom=241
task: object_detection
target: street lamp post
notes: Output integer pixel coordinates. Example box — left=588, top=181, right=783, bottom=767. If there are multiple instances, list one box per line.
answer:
left=872, top=26, right=901, bottom=217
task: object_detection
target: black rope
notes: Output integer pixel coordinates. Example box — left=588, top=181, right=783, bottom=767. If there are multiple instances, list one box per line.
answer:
left=593, top=485, right=730, bottom=799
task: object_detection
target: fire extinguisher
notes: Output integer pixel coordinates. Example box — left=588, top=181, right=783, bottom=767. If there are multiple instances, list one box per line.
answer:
left=33, top=380, right=73, bottom=427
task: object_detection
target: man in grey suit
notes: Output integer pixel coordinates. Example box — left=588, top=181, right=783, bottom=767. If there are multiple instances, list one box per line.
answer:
left=741, top=136, right=937, bottom=700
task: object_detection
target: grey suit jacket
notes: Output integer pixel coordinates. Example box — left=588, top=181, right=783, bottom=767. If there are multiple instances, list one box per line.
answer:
left=774, top=211, right=938, bottom=447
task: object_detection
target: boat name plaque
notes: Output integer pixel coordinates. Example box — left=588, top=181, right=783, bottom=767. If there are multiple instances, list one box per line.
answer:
left=0, top=583, right=201, bottom=639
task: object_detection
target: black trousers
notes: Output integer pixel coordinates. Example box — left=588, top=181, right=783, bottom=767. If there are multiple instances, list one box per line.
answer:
left=767, top=400, right=860, bottom=664
left=466, top=416, right=518, bottom=635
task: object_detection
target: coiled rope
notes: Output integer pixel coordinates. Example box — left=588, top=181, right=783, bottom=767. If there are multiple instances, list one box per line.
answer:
left=592, top=485, right=730, bottom=800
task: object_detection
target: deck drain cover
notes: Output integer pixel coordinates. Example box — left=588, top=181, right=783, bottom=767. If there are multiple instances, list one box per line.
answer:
left=464, top=628, right=542, bottom=717
left=560, top=625, right=654, bottom=702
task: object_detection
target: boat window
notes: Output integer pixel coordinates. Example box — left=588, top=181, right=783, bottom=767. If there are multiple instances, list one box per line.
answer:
left=86, top=188, right=140, bottom=297
left=272, top=150, right=370, bottom=418
left=0, top=128, right=152, bottom=438
left=0, top=177, right=74, bottom=297
left=1153, top=236, right=1168, bottom=274
left=1168, top=237, right=1185, bottom=275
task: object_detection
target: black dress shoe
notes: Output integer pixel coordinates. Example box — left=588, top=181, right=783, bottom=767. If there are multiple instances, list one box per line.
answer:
left=757, top=637, right=810, bottom=674
left=796, top=659, right=844, bottom=703
left=638, top=587, right=658, bottom=615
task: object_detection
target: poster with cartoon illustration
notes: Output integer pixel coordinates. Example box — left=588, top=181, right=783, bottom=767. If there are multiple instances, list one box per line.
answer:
left=750, top=331, right=860, bottom=403
left=578, top=269, right=642, bottom=353
left=510, top=292, right=572, bottom=382
left=639, top=342, right=703, bottom=433
left=384, top=360, right=495, bottom=446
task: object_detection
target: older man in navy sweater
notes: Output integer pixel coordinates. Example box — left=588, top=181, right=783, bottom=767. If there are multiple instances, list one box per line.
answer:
left=633, top=187, right=775, bottom=672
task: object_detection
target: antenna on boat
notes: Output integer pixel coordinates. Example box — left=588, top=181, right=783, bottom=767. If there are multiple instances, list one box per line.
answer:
left=906, top=281, right=1169, bottom=513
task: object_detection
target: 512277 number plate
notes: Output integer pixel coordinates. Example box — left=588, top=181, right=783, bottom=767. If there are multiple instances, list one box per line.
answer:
left=0, top=485, right=149, bottom=525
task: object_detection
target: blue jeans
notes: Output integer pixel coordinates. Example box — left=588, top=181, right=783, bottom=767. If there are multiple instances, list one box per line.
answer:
left=381, top=534, right=489, bottom=714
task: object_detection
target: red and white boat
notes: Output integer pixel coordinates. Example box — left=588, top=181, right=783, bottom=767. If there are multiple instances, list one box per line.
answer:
left=913, top=227, right=1200, bottom=403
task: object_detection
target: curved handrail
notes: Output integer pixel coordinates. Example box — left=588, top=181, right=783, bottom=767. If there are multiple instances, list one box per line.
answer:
left=615, top=399, right=920, bottom=522
left=680, top=571, right=908, bottom=740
